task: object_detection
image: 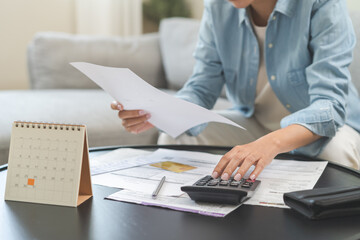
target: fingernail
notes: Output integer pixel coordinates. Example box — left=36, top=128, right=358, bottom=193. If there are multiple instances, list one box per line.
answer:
left=146, top=113, right=151, bottom=119
left=139, top=110, right=146, bottom=115
left=212, top=172, right=218, bottom=179
left=117, top=105, right=122, bottom=111
left=221, top=173, right=229, bottom=180
left=234, top=173, right=242, bottom=181
left=250, top=174, right=256, bottom=180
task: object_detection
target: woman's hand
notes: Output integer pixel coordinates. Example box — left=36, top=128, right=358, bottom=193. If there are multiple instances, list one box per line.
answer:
left=212, top=137, right=279, bottom=181
left=110, top=101, right=154, bottom=134
left=212, top=124, right=322, bottom=181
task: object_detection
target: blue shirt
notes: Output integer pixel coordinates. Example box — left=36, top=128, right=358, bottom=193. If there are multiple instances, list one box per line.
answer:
left=176, top=0, right=360, bottom=157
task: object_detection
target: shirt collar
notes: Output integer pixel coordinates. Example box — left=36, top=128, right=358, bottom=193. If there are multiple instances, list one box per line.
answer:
left=238, top=0, right=296, bottom=25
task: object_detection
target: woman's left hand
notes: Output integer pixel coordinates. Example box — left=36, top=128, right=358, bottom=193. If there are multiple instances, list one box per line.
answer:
left=212, top=137, right=279, bottom=181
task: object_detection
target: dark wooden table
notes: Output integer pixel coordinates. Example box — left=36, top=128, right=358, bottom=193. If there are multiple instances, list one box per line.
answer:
left=1, top=145, right=360, bottom=240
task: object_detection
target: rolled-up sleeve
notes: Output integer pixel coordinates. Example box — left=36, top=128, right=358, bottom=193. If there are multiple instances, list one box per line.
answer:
left=176, top=2, right=225, bottom=136
left=280, top=0, right=356, bottom=156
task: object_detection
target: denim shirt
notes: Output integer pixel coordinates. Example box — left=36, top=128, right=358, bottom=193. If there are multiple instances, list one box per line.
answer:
left=176, top=0, right=360, bottom=157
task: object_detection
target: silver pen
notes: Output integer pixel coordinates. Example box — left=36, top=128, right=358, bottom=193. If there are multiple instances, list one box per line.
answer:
left=152, top=176, right=166, bottom=199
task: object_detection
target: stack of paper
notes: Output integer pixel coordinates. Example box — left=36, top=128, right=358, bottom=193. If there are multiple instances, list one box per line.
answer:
left=91, top=148, right=328, bottom=217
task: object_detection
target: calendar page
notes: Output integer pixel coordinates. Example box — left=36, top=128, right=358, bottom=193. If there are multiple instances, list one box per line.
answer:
left=5, top=122, right=92, bottom=207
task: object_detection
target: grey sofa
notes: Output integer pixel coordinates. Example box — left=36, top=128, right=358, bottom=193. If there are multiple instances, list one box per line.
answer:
left=1, top=14, right=359, bottom=165
left=0, top=18, right=231, bottom=165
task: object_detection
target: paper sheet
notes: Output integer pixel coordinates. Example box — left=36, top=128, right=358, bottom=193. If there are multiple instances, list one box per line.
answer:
left=107, top=189, right=241, bottom=217
left=94, top=149, right=327, bottom=213
left=90, top=148, right=154, bottom=175
left=71, top=62, right=244, bottom=138
left=92, top=149, right=223, bottom=196
left=244, top=160, right=328, bottom=208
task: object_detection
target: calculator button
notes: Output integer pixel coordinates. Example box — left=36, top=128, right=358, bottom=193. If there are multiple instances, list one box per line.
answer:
left=219, top=180, right=229, bottom=186
left=207, top=181, right=218, bottom=186
left=241, top=183, right=251, bottom=188
left=230, top=181, right=240, bottom=187
left=202, top=176, right=212, bottom=181
left=196, top=181, right=207, bottom=186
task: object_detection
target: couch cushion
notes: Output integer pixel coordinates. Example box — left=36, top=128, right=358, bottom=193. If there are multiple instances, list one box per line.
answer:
left=159, top=18, right=200, bottom=90
left=0, top=90, right=160, bottom=165
left=28, top=32, right=166, bottom=90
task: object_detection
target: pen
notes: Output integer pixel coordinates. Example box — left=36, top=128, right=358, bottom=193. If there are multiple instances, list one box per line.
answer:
left=152, top=176, right=166, bottom=199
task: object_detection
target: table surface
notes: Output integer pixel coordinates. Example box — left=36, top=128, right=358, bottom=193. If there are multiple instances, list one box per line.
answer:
left=1, top=145, right=360, bottom=240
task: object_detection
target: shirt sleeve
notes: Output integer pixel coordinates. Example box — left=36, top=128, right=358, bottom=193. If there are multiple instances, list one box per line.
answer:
left=280, top=0, right=356, bottom=156
left=175, top=3, right=225, bottom=136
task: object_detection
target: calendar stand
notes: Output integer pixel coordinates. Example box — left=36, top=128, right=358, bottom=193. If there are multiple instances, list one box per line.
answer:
left=5, top=122, right=93, bottom=207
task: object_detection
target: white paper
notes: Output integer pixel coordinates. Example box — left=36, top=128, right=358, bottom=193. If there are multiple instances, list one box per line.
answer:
left=244, top=160, right=328, bottom=208
left=92, top=149, right=327, bottom=207
left=92, top=149, right=223, bottom=196
left=92, top=173, right=184, bottom=196
left=107, top=189, right=241, bottom=217
left=71, top=62, right=244, bottom=138
left=90, top=148, right=154, bottom=175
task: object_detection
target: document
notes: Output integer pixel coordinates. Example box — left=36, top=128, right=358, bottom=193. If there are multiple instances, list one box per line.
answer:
left=93, top=149, right=328, bottom=215
left=91, top=149, right=223, bottom=196
left=71, top=62, right=244, bottom=138
left=243, top=160, right=328, bottom=208
left=90, top=148, right=154, bottom=175
left=107, top=189, right=241, bottom=217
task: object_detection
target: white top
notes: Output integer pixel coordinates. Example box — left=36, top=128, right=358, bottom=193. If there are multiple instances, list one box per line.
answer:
left=251, top=16, right=290, bottom=131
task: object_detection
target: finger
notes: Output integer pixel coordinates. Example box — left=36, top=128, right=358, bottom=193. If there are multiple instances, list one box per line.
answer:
left=122, top=114, right=151, bottom=128
left=235, top=155, right=259, bottom=181
left=125, top=121, right=151, bottom=134
left=134, top=122, right=154, bottom=134
left=212, top=147, right=239, bottom=179
left=118, top=110, right=147, bottom=120
left=248, top=161, right=266, bottom=180
left=111, top=101, right=123, bottom=111
left=221, top=154, right=245, bottom=180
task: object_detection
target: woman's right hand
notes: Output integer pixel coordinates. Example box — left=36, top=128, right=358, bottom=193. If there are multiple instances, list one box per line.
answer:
left=110, top=101, right=154, bottom=134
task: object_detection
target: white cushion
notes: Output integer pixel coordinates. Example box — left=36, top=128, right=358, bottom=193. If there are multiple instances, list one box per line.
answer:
left=27, top=32, right=166, bottom=90
left=159, top=18, right=200, bottom=90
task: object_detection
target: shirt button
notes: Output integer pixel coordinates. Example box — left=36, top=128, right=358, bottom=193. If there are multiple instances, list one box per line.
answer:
left=270, top=75, right=276, bottom=81
left=272, top=16, right=277, bottom=21
left=286, top=104, right=291, bottom=108
left=268, top=43, right=273, bottom=48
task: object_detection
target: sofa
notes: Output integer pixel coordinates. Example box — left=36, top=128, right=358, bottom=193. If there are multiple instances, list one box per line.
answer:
left=1, top=13, right=359, bottom=166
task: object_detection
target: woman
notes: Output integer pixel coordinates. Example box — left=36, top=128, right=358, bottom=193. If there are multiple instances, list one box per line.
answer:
left=111, top=0, right=360, bottom=181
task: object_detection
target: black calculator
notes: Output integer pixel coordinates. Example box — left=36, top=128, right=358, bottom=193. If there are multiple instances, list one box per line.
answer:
left=181, top=175, right=261, bottom=205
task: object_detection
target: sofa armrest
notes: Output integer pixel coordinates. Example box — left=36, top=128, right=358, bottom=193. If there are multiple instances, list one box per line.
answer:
left=27, top=32, right=166, bottom=89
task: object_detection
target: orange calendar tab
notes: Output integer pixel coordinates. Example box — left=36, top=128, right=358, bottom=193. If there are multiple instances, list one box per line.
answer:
left=27, top=178, right=35, bottom=186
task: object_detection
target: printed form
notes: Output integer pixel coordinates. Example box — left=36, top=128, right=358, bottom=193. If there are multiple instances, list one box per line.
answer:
left=91, top=149, right=328, bottom=216
left=92, top=149, right=222, bottom=196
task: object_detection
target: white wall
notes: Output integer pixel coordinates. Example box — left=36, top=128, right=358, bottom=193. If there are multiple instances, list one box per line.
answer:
left=0, top=0, right=75, bottom=90
left=76, top=0, right=142, bottom=36
left=347, top=0, right=360, bottom=11
left=186, top=0, right=204, bottom=20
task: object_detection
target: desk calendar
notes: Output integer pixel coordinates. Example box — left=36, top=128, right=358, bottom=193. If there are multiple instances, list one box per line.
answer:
left=5, top=121, right=92, bottom=207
